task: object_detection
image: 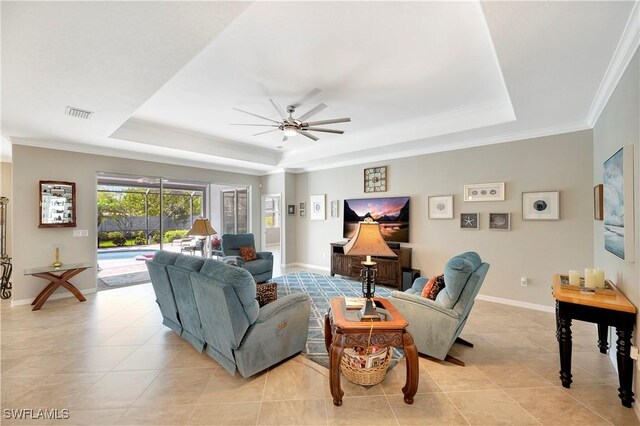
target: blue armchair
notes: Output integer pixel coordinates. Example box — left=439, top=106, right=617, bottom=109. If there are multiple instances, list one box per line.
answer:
left=221, top=233, right=273, bottom=283
left=389, top=252, right=490, bottom=366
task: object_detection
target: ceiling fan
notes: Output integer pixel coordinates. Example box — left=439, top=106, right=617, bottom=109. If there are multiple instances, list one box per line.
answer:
left=231, top=88, right=351, bottom=142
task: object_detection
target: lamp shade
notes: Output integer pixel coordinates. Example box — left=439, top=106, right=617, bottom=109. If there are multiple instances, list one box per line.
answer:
left=344, top=220, right=397, bottom=258
left=186, top=218, right=217, bottom=236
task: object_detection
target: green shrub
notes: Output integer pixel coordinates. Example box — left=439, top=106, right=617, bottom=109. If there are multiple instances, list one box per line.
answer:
left=164, top=229, right=189, bottom=242
left=98, top=231, right=110, bottom=242
left=107, top=231, right=124, bottom=241
left=112, top=235, right=127, bottom=246
left=133, top=236, right=147, bottom=245
left=150, top=230, right=162, bottom=243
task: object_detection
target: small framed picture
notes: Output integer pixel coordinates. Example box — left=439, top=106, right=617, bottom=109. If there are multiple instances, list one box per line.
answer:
left=287, top=205, right=296, bottom=216
left=428, top=195, right=453, bottom=219
left=522, top=191, right=560, bottom=220
left=593, top=185, right=603, bottom=221
left=330, top=200, right=339, bottom=218
left=299, top=202, right=306, bottom=210
left=300, top=209, right=306, bottom=218
left=460, top=213, right=479, bottom=230
left=310, top=194, right=326, bottom=221
left=464, top=182, right=505, bottom=202
left=489, top=213, right=511, bottom=231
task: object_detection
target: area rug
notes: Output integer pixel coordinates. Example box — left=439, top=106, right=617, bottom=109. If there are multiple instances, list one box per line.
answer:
left=273, top=272, right=393, bottom=369
left=97, top=271, right=151, bottom=291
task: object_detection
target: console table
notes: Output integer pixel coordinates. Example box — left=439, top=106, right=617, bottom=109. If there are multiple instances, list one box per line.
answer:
left=24, top=263, right=91, bottom=310
left=324, top=297, right=418, bottom=406
left=552, top=273, right=636, bottom=407
left=330, top=242, right=411, bottom=289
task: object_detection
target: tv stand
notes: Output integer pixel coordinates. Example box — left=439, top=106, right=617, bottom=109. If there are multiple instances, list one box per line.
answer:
left=330, top=242, right=411, bottom=290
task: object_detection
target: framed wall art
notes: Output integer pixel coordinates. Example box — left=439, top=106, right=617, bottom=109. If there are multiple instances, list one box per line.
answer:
left=428, top=195, right=453, bottom=219
left=287, top=204, right=296, bottom=216
left=604, top=145, right=635, bottom=261
left=593, top=184, right=603, bottom=221
left=463, top=182, right=505, bottom=202
left=489, top=213, right=510, bottom=231
left=460, top=213, right=479, bottom=230
left=364, top=166, right=387, bottom=193
left=310, top=194, right=326, bottom=220
left=330, top=200, right=339, bottom=218
left=522, top=191, right=560, bottom=220
left=300, top=208, right=306, bottom=218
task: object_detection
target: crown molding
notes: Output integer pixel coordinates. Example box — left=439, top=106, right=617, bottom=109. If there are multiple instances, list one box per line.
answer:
left=586, top=1, right=639, bottom=127
left=10, top=137, right=266, bottom=176
left=291, top=121, right=591, bottom=173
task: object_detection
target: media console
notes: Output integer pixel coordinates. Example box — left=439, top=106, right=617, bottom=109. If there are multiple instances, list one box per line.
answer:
left=330, top=242, right=412, bottom=290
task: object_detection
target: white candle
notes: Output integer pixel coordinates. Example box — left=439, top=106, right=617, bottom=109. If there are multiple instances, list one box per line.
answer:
left=568, top=270, right=580, bottom=286
left=584, top=268, right=597, bottom=289
left=594, top=269, right=605, bottom=288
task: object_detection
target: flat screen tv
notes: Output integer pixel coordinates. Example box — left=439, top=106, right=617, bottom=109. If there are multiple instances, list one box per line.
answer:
left=343, top=196, right=410, bottom=242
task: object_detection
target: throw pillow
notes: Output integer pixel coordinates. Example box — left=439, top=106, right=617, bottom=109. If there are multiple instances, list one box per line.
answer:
left=421, top=274, right=445, bottom=300
left=239, top=246, right=257, bottom=262
left=420, top=274, right=441, bottom=298
left=256, top=282, right=278, bottom=307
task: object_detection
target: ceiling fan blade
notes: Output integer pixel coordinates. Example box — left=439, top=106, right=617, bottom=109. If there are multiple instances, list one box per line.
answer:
left=252, top=129, right=278, bottom=136
left=297, top=130, right=319, bottom=141
left=229, top=123, right=279, bottom=127
left=269, top=98, right=288, bottom=121
left=303, top=117, right=351, bottom=126
left=304, top=127, right=344, bottom=134
left=233, top=108, right=280, bottom=124
left=297, top=103, right=327, bottom=122
left=291, top=88, right=322, bottom=108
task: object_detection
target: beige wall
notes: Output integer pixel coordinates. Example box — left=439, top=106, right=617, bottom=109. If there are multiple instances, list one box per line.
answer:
left=12, top=145, right=261, bottom=304
left=593, top=49, right=639, bottom=389
left=295, top=130, right=594, bottom=308
left=0, top=162, right=12, bottom=257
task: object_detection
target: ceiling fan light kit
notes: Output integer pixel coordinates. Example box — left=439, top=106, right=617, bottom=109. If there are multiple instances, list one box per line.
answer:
left=232, top=88, right=351, bottom=142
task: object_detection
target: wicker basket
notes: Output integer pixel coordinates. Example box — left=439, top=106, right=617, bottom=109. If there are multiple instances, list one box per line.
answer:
left=340, top=347, right=391, bottom=386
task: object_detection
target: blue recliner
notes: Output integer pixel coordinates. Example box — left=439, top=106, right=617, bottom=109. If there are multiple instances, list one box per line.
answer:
left=221, top=233, right=273, bottom=283
left=389, top=252, right=490, bottom=366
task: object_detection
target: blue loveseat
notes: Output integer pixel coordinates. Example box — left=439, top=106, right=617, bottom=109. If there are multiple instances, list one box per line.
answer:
left=390, top=252, right=489, bottom=365
left=146, top=251, right=311, bottom=377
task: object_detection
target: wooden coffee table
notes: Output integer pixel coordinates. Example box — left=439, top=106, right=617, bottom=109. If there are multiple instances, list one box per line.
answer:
left=324, top=297, right=418, bottom=406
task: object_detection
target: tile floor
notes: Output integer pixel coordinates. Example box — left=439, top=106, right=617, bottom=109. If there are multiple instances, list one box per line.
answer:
left=1, top=267, right=638, bottom=425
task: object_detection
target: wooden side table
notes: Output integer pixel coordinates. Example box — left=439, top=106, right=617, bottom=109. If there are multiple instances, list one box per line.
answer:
left=324, top=297, right=419, bottom=406
left=24, top=263, right=92, bottom=310
left=552, top=273, right=636, bottom=407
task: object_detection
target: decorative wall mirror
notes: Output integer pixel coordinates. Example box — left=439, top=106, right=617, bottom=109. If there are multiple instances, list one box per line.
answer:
left=39, top=181, right=77, bottom=228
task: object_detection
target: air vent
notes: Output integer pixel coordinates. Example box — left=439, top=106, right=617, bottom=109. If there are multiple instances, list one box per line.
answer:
left=65, top=106, right=93, bottom=119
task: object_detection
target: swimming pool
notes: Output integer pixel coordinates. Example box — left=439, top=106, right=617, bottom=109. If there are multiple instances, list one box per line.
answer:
left=97, top=250, right=157, bottom=260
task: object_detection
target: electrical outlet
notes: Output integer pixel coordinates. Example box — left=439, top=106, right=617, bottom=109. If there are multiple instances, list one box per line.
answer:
left=521, top=277, right=528, bottom=287
left=322, top=252, right=327, bottom=259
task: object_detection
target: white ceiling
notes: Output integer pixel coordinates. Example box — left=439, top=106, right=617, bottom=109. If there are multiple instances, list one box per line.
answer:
left=2, top=1, right=638, bottom=174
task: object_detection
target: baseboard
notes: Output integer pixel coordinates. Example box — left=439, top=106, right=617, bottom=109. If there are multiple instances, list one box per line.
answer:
left=11, top=287, right=97, bottom=307
left=284, top=262, right=330, bottom=272
left=476, top=294, right=555, bottom=313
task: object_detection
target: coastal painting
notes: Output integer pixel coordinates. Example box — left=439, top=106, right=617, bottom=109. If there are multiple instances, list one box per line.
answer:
left=603, top=146, right=635, bottom=261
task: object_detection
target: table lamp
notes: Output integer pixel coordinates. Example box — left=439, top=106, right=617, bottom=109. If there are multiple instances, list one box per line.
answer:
left=344, top=217, right=397, bottom=321
left=186, top=218, right=217, bottom=258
